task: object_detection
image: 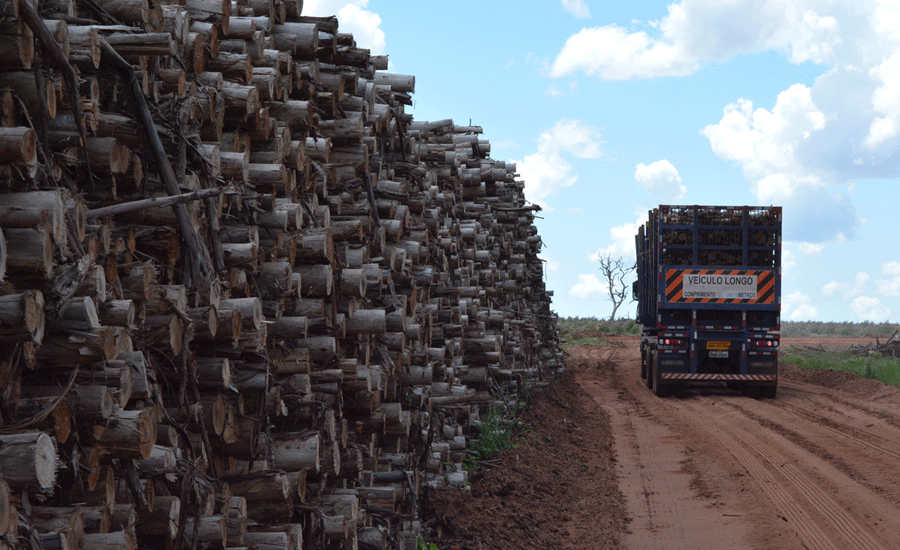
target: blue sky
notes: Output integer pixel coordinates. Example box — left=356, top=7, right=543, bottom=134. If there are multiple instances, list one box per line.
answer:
left=304, top=0, right=900, bottom=323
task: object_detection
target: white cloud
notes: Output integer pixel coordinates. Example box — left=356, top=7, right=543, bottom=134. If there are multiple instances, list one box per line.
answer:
left=822, top=271, right=869, bottom=298
left=540, top=254, right=560, bottom=272
left=883, top=261, right=900, bottom=277
left=701, top=84, right=859, bottom=243
left=545, top=85, right=563, bottom=97
left=783, top=291, right=819, bottom=321
left=797, top=242, right=826, bottom=254
left=781, top=248, right=797, bottom=276
left=514, top=119, right=603, bottom=209
left=568, top=273, right=606, bottom=299
left=302, top=0, right=386, bottom=54
left=589, top=217, right=642, bottom=263
left=822, top=280, right=847, bottom=297
left=561, top=0, right=591, bottom=19
left=851, top=296, right=891, bottom=322
left=876, top=261, right=900, bottom=296
left=702, top=84, right=825, bottom=204
left=634, top=160, right=686, bottom=202
left=551, top=25, right=696, bottom=79
left=550, top=1, right=845, bottom=80
left=551, top=1, right=900, bottom=244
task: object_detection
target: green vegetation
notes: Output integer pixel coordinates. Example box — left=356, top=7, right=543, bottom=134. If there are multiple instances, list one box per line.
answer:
left=465, top=404, right=528, bottom=470
left=782, top=348, right=900, bottom=388
left=781, top=321, right=900, bottom=338
left=559, top=317, right=900, bottom=387
left=417, top=535, right=438, bottom=550
left=558, top=317, right=640, bottom=348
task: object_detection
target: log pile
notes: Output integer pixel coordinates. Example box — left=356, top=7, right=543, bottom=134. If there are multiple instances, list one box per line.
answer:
left=0, top=0, right=562, bottom=548
left=852, top=331, right=900, bottom=357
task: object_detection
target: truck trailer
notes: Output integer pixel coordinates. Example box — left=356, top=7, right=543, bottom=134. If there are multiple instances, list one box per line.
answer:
left=634, top=205, right=781, bottom=398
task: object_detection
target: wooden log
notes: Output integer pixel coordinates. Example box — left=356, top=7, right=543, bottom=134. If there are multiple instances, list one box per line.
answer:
left=341, top=268, right=367, bottom=298
left=0, top=432, right=57, bottom=491
left=56, top=296, right=100, bottom=332
left=5, top=227, right=53, bottom=279
left=0, top=18, right=33, bottom=69
left=296, top=336, right=337, bottom=364
left=270, top=22, right=317, bottom=58
left=28, top=506, right=83, bottom=546
left=66, top=25, right=101, bottom=68
left=195, top=357, right=232, bottom=390
left=80, top=529, right=136, bottom=550
left=0, top=72, right=55, bottom=120
left=97, top=300, right=136, bottom=328
left=242, top=531, right=292, bottom=550
left=136, top=495, right=179, bottom=538
left=92, top=407, right=156, bottom=459
left=346, top=308, right=385, bottom=336
left=71, top=385, right=115, bottom=419
left=0, top=126, right=36, bottom=166
left=219, top=297, right=262, bottom=331
left=269, top=316, right=308, bottom=339
left=184, top=515, right=226, bottom=546
left=186, top=0, right=231, bottom=30
left=266, top=100, right=313, bottom=129
left=140, top=314, right=183, bottom=355
left=0, top=290, right=44, bottom=342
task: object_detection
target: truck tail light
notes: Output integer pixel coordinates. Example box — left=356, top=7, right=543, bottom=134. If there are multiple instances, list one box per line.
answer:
left=752, top=339, right=779, bottom=348
left=659, top=338, right=686, bottom=346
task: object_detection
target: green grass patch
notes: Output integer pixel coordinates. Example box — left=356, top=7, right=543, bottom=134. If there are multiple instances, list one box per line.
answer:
left=465, top=404, right=529, bottom=470
left=783, top=349, right=900, bottom=388
left=417, top=535, right=438, bottom=550
left=558, top=317, right=640, bottom=349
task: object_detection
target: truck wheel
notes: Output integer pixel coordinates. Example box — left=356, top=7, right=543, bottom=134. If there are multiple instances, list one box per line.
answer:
left=645, top=349, right=654, bottom=389
left=640, top=343, right=647, bottom=380
left=761, top=385, right=777, bottom=399
left=651, top=352, right=671, bottom=398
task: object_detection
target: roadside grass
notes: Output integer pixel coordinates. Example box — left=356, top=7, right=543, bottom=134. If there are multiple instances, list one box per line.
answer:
left=782, top=348, right=900, bottom=388
left=464, top=404, right=531, bottom=471
left=558, top=317, right=900, bottom=387
left=559, top=317, right=640, bottom=349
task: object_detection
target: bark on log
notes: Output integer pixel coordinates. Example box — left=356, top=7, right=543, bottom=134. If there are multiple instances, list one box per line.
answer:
left=0, top=432, right=57, bottom=491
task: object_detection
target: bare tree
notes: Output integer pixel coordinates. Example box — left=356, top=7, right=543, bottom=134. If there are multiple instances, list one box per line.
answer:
left=598, top=254, right=636, bottom=322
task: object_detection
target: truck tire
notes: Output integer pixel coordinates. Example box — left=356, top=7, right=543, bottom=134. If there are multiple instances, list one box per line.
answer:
left=651, top=351, right=671, bottom=397
left=645, top=348, right=654, bottom=389
left=761, top=384, right=777, bottom=399
left=640, top=343, right=647, bottom=380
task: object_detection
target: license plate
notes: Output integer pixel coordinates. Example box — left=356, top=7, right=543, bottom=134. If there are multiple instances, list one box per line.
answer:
left=710, top=351, right=729, bottom=358
left=707, top=340, right=730, bottom=350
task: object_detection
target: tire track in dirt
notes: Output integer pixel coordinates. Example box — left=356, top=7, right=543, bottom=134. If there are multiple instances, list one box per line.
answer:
left=766, top=398, right=900, bottom=461
left=581, top=342, right=761, bottom=550
left=674, top=398, right=889, bottom=550
left=591, top=336, right=900, bottom=550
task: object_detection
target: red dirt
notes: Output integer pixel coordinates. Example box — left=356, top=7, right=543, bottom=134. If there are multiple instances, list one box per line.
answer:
left=424, top=337, right=900, bottom=549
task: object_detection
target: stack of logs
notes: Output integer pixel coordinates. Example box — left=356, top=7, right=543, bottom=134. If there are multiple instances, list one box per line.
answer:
left=0, top=0, right=562, bottom=548
left=852, top=331, right=900, bottom=358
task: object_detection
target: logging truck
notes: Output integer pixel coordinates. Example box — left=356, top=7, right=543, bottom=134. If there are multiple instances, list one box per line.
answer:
left=634, top=205, right=781, bottom=398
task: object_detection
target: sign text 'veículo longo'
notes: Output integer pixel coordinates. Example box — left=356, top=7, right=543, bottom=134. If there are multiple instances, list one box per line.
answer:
left=682, top=273, right=757, bottom=299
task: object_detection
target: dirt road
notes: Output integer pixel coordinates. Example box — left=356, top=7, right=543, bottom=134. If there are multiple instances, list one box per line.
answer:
left=582, top=336, right=900, bottom=550
left=429, top=337, right=900, bottom=549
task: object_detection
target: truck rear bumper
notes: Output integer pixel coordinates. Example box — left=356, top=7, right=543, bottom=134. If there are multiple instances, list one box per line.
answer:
left=661, top=373, right=776, bottom=382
